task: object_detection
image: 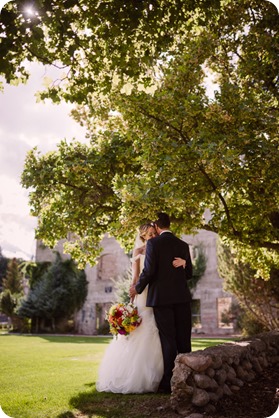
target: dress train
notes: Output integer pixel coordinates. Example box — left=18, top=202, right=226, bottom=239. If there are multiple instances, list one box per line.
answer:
left=96, top=286, right=163, bottom=394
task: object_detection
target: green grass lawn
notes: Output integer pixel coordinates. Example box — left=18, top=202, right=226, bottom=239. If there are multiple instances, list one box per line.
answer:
left=0, top=335, right=235, bottom=418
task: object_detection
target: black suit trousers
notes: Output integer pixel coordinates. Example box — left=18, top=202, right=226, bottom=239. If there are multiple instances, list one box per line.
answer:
left=153, top=302, right=192, bottom=390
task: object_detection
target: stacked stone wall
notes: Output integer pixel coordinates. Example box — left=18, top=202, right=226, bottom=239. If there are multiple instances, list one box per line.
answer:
left=171, top=331, right=279, bottom=417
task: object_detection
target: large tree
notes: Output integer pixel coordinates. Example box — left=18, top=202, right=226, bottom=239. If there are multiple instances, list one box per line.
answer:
left=2, top=1, right=278, bottom=275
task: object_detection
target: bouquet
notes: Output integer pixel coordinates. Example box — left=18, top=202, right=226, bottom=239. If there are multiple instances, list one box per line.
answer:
left=106, top=302, right=142, bottom=336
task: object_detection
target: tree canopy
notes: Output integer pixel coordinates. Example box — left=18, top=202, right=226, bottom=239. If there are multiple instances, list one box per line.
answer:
left=0, top=0, right=220, bottom=93
left=1, top=1, right=278, bottom=275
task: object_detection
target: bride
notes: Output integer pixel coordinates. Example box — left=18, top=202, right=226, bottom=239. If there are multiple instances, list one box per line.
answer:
left=96, top=222, right=185, bottom=394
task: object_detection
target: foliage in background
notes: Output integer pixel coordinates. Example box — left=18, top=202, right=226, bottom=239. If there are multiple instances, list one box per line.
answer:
left=0, top=248, right=9, bottom=291
left=188, top=245, right=207, bottom=293
left=240, top=311, right=268, bottom=337
left=220, top=302, right=242, bottom=330
left=1, top=1, right=278, bottom=277
left=0, top=258, right=25, bottom=331
left=217, top=241, right=279, bottom=333
left=18, top=254, right=88, bottom=332
left=2, top=258, right=22, bottom=294
left=20, top=259, right=51, bottom=289
left=112, top=266, right=133, bottom=305
left=220, top=302, right=268, bottom=336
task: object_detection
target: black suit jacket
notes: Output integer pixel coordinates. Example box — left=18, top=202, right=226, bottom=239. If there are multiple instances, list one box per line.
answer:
left=135, top=232, right=192, bottom=306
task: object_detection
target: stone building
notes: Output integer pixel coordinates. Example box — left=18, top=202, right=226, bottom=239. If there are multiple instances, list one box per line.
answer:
left=36, top=229, right=236, bottom=336
left=74, top=235, right=131, bottom=335
left=183, top=230, right=236, bottom=336
left=36, top=235, right=131, bottom=335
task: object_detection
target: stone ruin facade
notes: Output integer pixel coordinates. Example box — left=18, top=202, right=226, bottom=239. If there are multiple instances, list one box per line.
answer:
left=36, top=234, right=130, bottom=335
left=36, top=228, right=237, bottom=336
left=183, top=229, right=237, bottom=336
left=74, top=234, right=130, bottom=335
left=170, top=330, right=279, bottom=417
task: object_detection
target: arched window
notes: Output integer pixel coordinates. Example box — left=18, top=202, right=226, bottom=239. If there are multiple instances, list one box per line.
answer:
left=97, top=254, right=117, bottom=280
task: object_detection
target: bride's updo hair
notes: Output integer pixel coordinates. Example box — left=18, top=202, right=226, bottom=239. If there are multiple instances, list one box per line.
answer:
left=139, top=222, right=154, bottom=243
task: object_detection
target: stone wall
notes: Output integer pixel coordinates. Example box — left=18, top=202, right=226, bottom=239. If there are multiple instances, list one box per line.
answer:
left=171, top=331, right=279, bottom=417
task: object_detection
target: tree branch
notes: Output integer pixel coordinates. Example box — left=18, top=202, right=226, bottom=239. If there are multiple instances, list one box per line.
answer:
left=23, top=43, right=69, bottom=70
left=197, top=163, right=240, bottom=237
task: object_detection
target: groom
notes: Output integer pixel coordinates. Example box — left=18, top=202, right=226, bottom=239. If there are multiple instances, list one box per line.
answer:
left=130, top=212, right=193, bottom=393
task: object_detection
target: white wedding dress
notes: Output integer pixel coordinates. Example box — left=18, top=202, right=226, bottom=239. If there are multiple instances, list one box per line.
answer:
left=96, top=255, right=163, bottom=394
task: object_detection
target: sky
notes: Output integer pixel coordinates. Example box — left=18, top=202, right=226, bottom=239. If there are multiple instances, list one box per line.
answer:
left=0, top=62, right=87, bottom=261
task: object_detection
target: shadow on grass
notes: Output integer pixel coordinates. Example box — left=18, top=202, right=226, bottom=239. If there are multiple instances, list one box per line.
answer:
left=63, top=385, right=170, bottom=418
left=0, top=333, right=113, bottom=345
left=39, top=336, right=112, bottom=345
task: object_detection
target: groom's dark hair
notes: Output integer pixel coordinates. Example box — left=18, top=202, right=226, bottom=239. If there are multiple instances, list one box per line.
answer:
left=154, top=212, right=170, bottom=229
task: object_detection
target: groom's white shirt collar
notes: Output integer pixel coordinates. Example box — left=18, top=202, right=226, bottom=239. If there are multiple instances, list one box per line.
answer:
left=159, top=230, right=172, bottom=235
